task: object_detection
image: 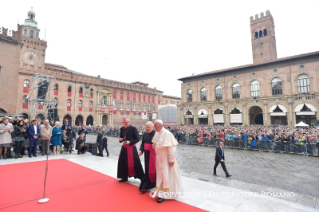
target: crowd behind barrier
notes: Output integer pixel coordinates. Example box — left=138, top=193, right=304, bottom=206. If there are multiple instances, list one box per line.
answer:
left=1, top=116, right=319, bottom=159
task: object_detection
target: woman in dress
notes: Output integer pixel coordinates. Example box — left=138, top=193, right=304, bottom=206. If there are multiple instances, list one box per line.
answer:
left=14, top=120, right=27, bottom=159
left=52, top=122, right=62, bottom=155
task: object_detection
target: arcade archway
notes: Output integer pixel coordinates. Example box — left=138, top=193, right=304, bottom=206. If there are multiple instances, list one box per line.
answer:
left=75, top=115, right=83, bottom=126
left=249, top=106, right=263, bottom=125
left=86, top=115, right=94, bottom=125
left=63, top=115, right=72, bottom=125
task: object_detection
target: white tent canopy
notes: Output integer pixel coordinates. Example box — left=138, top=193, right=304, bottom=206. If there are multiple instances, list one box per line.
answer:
left=295, top=121, right=309, bottom=127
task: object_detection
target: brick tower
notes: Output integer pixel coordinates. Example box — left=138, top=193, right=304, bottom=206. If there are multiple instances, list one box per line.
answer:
left=19, top=7, right=47, bottom=72
left=250, top=10, right=277, bottom=64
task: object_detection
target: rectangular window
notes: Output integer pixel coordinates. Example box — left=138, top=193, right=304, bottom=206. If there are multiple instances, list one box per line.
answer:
left=298, top=79, right=310, bottom=94
left=272, top=81, right=282, bottom=95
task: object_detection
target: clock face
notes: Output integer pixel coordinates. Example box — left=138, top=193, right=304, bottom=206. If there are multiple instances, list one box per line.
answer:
left=23, top=51, right=38, bottom=65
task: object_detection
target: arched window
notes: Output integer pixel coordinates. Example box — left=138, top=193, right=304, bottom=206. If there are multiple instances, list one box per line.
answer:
left=54, top=83, right=58, bottom=91
left=22, top=95, right=28, bottom=103
left=200, top=88, right=207, bottom=101
left=30, top=30, right=34, bottom=37
left=251, top=80, right=260, bottom=97
left=24, top=80, right=30, bottom=88
left=263, top=29, right=267, bottom=36
left=113, top=99, right=117, bottom=109
left=133, top=102, right=136, bottom=111
left=89, top=101, right=93, bottom=108
left=127, top=102, right=130, bottom=111
left=79, top=87, right=83, bottom=97
left=232, top=84, right=240, bottom=99
left=67, top=100, right=71, bottom=106
left=297, top=74, right=310, bottom=94
left=255, top=31, right=258, bottom=39
left=24, top=29, right=27, bottom=35
left=139, top=103, right=141, bottom=111
left=216, top=86, right=222, bottom=101
left=120, top=101, right=123, bottom=110
left=143, top=103, right=146, bottom=111
left=187, top=90, right=192, bottom=102
left=90, top=88, right=93, bottom=96
left=67, top=86, right=71, bottom=92
left=148, top=104, right=151, bottom=111
left=78, top=100, right=82, bottom=107
left=259, top=30, right=263, bottom=38
left=153, top=104, right=155, bottom=111
left=272, top=78, right=282, bottom=95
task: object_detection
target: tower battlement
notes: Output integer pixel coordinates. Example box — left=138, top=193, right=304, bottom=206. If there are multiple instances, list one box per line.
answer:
left=250, top=10, right=273, bottom=24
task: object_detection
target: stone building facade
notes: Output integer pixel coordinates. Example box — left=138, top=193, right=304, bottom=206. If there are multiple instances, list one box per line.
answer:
left=162, top=95, right=181, bottom=105
left=0, top=8, right=167, bottom=126
left=177, top=11, right=319, bottom=127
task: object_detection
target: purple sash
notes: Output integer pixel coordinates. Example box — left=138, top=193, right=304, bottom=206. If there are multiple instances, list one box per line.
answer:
left=123, top=143, right=136, bottom=176
left=144, top=143, right=156, bottom=183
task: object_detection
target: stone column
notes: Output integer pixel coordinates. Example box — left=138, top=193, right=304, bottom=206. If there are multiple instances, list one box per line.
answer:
left=263, top=103, right=268, bottom=126
left=287, top=102, right=296, bottom=127
left=225, top=105, right=230, bottom=125
left=242, top=104, right=247, bottom=125
left=208, top=107, right=213, bottom=125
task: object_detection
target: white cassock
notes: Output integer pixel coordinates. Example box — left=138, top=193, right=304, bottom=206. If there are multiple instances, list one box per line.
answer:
left=151, top=128, right=183, bottom=199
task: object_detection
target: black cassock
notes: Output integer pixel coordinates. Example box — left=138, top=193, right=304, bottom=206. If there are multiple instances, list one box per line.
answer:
left=117, top=125, right=144, bottom=180
left=139, top=130, right=156, bottom=191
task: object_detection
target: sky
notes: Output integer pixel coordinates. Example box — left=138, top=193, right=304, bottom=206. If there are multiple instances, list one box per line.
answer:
left=1, top=0, right=319, bottom=97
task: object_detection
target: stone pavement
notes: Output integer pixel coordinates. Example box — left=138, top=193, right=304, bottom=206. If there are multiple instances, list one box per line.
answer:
left=1, top=151, right=318, bottom=212
left=86, top=134, right=319, bottom=209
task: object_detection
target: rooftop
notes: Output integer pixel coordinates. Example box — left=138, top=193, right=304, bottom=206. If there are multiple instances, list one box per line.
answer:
left=178, top=50, right=319, bottom=81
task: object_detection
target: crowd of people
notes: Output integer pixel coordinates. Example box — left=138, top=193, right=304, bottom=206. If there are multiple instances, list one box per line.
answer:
left=0, top=116, right=101, bottom=159
left=1, top=115, right=319, bottom=159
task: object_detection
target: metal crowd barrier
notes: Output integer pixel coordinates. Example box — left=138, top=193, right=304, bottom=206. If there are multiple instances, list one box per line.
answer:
left=179, top=136, right=319, bottom=156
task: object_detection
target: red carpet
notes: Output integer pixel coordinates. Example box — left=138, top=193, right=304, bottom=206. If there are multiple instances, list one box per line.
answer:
left=0, top=159, right=206, bottom=212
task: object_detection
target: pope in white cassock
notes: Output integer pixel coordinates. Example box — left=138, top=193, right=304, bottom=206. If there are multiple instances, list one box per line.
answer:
left=151, top=119, right=183, bottom=203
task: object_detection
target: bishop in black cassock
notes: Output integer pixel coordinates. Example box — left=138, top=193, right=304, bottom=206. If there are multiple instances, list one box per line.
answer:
left=117, top=117, right=144, bottom=182
left=138, top=121, right=156, bottom=193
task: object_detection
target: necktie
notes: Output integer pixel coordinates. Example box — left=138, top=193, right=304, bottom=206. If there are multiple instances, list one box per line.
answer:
left=221, top=147, right=224, bottom=156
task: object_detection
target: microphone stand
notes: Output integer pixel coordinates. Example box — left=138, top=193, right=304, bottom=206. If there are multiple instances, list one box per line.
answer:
left=38, top=143, right=50, bottom=203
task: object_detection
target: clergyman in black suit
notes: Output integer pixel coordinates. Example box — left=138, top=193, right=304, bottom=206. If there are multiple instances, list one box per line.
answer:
left=214, top=141, right=232, bottom=178
left=96, top=128, right=103, bottom=157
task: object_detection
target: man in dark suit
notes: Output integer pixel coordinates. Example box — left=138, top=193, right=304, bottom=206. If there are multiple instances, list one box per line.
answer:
left=214, top=141, right=232, bottom=178
left=28, top=119, right=40, bottom=157
left=102, top=131, right=109, bottom=156
left=62, top=119, right=72, bottom=147
left=96, top=128, right=103, bottom=157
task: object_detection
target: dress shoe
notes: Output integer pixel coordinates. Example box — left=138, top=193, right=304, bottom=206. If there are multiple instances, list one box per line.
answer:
left=140, top=189, right=147, bottom=193
left=213, top=174, right=218, bottom=177
left=157, top=198, right=165, bottom=203
left=226, top=175, right=232, bottom=178
left=33, top=155, right=37, bottom=157
left=19, top=154, right=23, bottom=158
left=119, top=179, right=127, bottom=183
left=107, top=155, right=109, bottom=156
left=15, top=155, right=18, bottom=159
left=29, top=155, right=32, bottom=158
